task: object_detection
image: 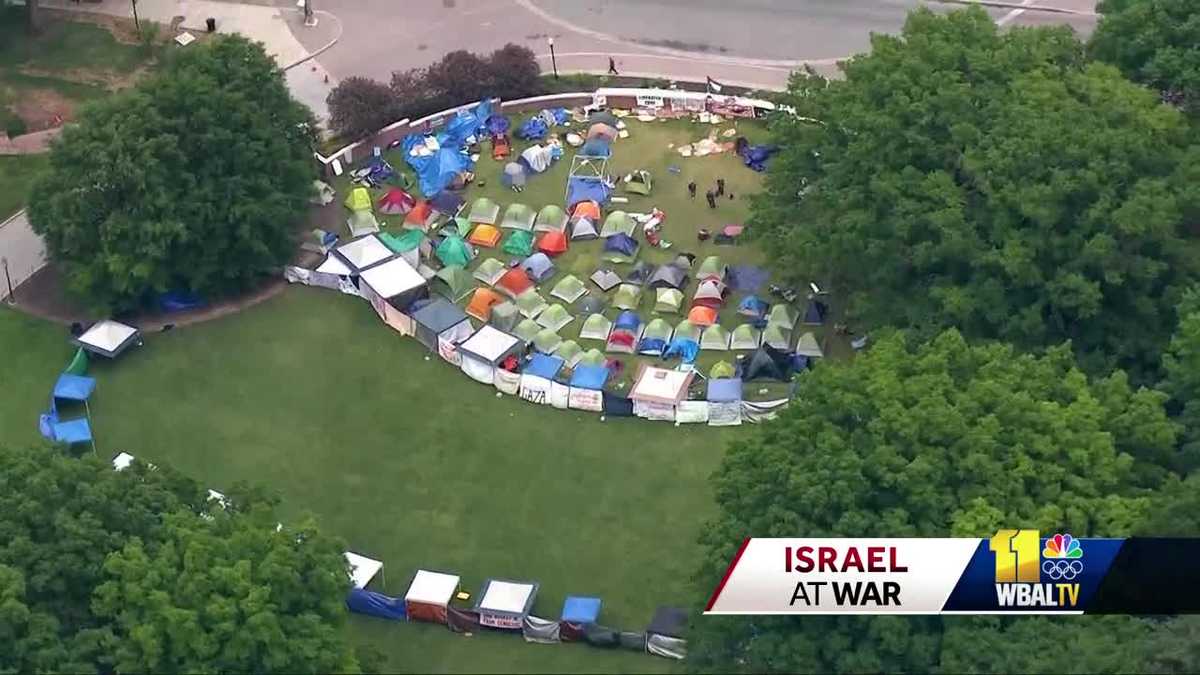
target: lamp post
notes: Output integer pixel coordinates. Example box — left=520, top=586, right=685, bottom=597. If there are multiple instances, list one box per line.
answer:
left=130, top=0, right=140, bottom=34
left=548, top=36, right=558, bottom=79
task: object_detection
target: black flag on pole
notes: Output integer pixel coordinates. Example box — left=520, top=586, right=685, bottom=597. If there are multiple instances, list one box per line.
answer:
left=707, top=77, right=724, bottom=94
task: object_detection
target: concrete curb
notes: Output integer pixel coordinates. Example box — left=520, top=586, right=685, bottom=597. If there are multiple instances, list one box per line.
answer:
left=281, top=9, right=342, bottom=71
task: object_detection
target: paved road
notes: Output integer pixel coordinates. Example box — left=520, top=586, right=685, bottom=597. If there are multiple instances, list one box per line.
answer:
left=294, top=0, right=1096, bottom=90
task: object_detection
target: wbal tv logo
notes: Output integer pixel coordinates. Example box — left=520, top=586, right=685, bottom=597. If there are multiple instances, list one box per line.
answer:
left=990, top=530, right=1082, bottom=608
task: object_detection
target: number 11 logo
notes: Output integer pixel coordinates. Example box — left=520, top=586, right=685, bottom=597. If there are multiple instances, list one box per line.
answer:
left=989, top=529, right=1040, bottom=583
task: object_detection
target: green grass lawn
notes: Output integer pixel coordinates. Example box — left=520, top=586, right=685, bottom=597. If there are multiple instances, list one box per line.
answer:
left=0, top=153, right=47, bottom=219
left=0, top=292, right=735, bottom=672
left=332, top=115, right=834, bottom=390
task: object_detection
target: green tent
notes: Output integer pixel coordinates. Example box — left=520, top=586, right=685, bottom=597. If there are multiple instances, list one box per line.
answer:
left=697, top=255, right=725, bottom=280
left=490, top=301, right=521, bottom=333
left=381, top=229, right=426, bottom=254
left=612, top=283, right=642, bottom=310
left=64, top=348, right=88, bottom=375
left=701, top=324, right=731, bottom=351
left=435, top=235, right=473, bottom=267
left=468, top=197, right=500, bottom=224
left=473, top=258, right=508, bottom=286
left=730, top=323, right=762, bottom=350
left=434, top=265, right=474, bottom=300
left=600, top=211, right=636, bottom=238
left=516, top=289, right=549, bottom=318
left=762, top=323, right=791, bottom=350
left=345, top=186, right=372, bottom=212
left=709, top=361, right=736, bottom=379
left=795, top=331, right=824, bottom=358
left=642, top=318, right=673, bottom=342
left=624, top=170, right=652, bottom=196
left=346, top=210, right=380, bottom=237
left=537, top=304, right=574, bottom=331
left=502, top=230, right=535, bottom=257
left=766, top=304, right=796, bottom=329
left=514, top=318, right=541, bottom=343
left=555, top=339, right=583, bottom=366
left=654, top=288, right=684, bottom=314
left=578, top=348, right=606, bottom=367
left=534, top=204, right=569, bottom=233
left=501, top=203, right=537, bottom=231
left=534, top=328, right=562, bottom=353
left=674, top=319, right=702, bottom=342
left=550, top=274, right=586, bottom=303
left=451, top=216, right=472, bottom=237
left=580, top=313, right=612, bottom=341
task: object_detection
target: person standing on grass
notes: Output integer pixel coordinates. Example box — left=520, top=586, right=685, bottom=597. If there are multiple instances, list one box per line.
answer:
left=706, top=189, right=717, bottom=209
left=716, top=177, right=725, bottom=197
left=688, top=181, right=697, bottom=199
left=608, top=57, right=619, bottom=75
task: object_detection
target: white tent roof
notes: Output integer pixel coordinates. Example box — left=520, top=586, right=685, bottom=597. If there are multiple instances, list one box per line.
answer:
left=78, top=320, right=138, bottom=353
left=359, top=257, right=425, bottom=300
left=479, top=580, right=537, bottom=613
left=112, top=452, right=135, bottom=471
left=406, top=569, right=460, bottom=606
left=344, top=551, right=384, bottom=589
left=459, top=325, right=522, bottom=364
left=335, top=234, right=393, bottom=271
left=315, top=254, right=352, bottom=276
left=629, top=365, right=694, bottom=404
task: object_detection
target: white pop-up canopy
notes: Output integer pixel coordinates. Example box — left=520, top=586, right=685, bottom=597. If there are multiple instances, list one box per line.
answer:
left=111, top=452, right=135, bottom=471
left=405, top=569, right=461, bottom=624
left=475, top=578, right=539, bottom=629
left=344, top=551, right=384, bottom=589
left=75, top=320, right=141, bottom=358
left=333, top=234, right=393, bottom=272
left=359, top=257, right=426, bottom=304
left=458, top=325, right=522, bottom=366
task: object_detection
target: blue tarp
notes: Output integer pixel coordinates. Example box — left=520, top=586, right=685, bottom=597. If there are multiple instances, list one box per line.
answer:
left=707, top=377, right=744, bottom=402
left=570, top=364, right=609, bottom=390
left=562, top=596, right=602, bottom=623
left=402, top=99, right=491, bottom=196
left=663, top=338, right=700, bottom=364
left=579, top=138, right=611, bottom=157
left=604, top=233, right=638, bottom=257
left=614, top=311, right=641, bottom=331
left=727, top=265, right=770, bottom=292
left=52, top=417, right=92, bottom=444
left=525, top=353, right=564, bottom=380
left=637, top=337, right=667, bottom=355
left=485, top=114, right=510, bottom=136
left=518, top=116, right=548, bottom=140
left=345, top=588, right=408, bottom=621
left=53, top=374, right=96, bottom=402
left=737, top=295, right=769, bottom=318
left=566, top=177, right=611, bottom=208
left=741, top=144, right=777, bottom=172
left=549, top=108, right=569, bottom=125
left=159, top=290, right=205, bottom=313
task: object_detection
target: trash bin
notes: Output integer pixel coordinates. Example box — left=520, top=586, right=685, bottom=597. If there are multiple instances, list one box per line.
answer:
left=206, top=17, right=216, bottom=32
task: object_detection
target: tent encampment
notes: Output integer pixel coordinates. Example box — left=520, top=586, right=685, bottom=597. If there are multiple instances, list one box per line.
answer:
left=473, top=258, right=507, bottom=286
left=347, top=210, right=381, bottom=237
left=761, top=323, right=791, bottom=350
left=537, top=230, right=569, bottom=256
left=345, top=187, right=372, bottom=212
left=730, top=324, right=762, bottom=350
left=570, top=364, right=609, bottom=390
left=521, top=252, right=556, bottom=282
left=555, top=339, right=583, bottom=367
left=709, top=362, right=737, bottom=380
left=600, top=211, right=636, bottom=238
left=570, top=217, right=599, bottom=240
left=458, top=325, right=524, bottom=383
left=803, top=299, right=827, bottom=325
left=571, top=200, right=601, bottom=222
left=577, top=349, right=606, bottom=367
left=612, top=283, right=643, bottom=311
left=469, top=197, right=501, bottom=225
left=489, top=301, right=521, bottom=333
left=469, top=224, right=503, bottom=248
left=624, top=261, right=652, bottom=286
left=577, top=295, right=606, bottom=315
left=404, top=201, right=437, bottom=231
left=654, top=288, right=684, bottom=314
left=430, top=191, right=464, bottom=216
left=607, top=311, right=643, bottom=354
left=602, top=233, right=638, bottom=263
left=624, top=170, right=652, bottom=196
left=630, top=365, right=693, bottom=407
left=766, top=304, right=796, bottom=330
left=687, top=306, right=718, bottom=327
left=590, top=268, right=622, bottom=291
left=648, top=265, right=687, bottom=289
left=475, top=579, right=540, bottom=630
left=378, top=188, right=415, bottom=214
left=381, top=229, right=426, bottom=257
left=411, top=299, right=472, bottom=351
left=700, top=324, right=731, bottom=351
left=466, top=288, right=506, bottom=322
left=692, top=278, right=728, bottom=309
left=673, top=319, right=702, bottom=342
left=503, top=162, right=527, bottom=189
left=795, top=332, right=824, bottom=358
left=521, top=145, right=555, bottom=173
left=502, top=203, right=537, bottom=231
left=533, top=328, right=562, bottom=353
left=498, top=267, right=535, bottom=298
left=580, top=313, right=612, bottom=341
left=737, top=295, right=769, bottom=319
left=405, top=570, right=461, bottom=624
left=515, top=289, right=549, bottom=318
left=345, top=551, right=385, bottom=590
left=514, top=318, right=541, bottom=343
left=537, top=304, right=574, bottom=331
left=638, top=318, right=674, bottom=355
left=75, top=320, right=141, bottom=359
left=502, top=230, right=535, bottom=257
left=435, top=235, right=473, bottom=267
left=741, top=344, right=795, bottom=381
left=534, top=205, right=568, bottom=233
left=550, top=275, right=586, bottom=303
left=334, top=234, right=394, bottom=272
left=697, top=255, right=725, bottom=281
left=359, top=257, right=428, bottom=311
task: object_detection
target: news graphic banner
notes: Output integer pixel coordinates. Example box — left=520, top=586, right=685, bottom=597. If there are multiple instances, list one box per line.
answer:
left=704, top=533, right=1200, bottom=615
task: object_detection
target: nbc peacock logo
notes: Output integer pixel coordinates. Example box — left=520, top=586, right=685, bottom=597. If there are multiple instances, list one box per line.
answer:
left=990, top=530, right=1083, bottom=608
left=1041, top=533, right=1083, bottom=581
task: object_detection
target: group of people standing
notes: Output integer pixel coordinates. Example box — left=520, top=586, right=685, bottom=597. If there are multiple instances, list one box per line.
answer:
left=688, top=178, right=729, bottom=209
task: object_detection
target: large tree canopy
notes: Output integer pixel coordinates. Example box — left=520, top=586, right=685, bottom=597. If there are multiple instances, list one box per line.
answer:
left=690, top=330, right=1178, bottom=673
left=29, top=35, right=316, bottom=312
left=0, top=445, right=358, bottom=673
left=753, top=8, right=1200, bottom=378
left=1090, top=0, right=1200, bottom=113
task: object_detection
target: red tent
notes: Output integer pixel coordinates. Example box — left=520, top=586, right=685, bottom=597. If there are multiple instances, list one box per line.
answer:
left=537, top=231, right=569, bottom=256
left=378, top=188, right=416, bottom=215
left=497, top=267, right=534, bottom=297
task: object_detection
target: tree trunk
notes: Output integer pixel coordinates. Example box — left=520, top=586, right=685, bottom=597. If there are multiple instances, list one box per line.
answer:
left=27, top=0, right=41, bottom=33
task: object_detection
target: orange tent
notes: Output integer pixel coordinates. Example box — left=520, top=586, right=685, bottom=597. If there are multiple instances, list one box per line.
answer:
left=466, top=288, right=505, bottom=321
left=687, top=306, right=718, bottom=327
left=468, top=223, right=502, bottom=247
left=537, top=230, right=569, bottom=256
left=571, top=200, right=601, bottom=222
left=497, top=267, right=534, bottom=298
left=405, top=201, right=435, bottom=229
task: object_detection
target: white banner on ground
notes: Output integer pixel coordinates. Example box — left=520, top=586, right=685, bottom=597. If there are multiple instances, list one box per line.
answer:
left=550, top=382, right=571, bottom=409
left=519, top=375, right=551, bottom=405
left=568, top=387, right=602, bottom=412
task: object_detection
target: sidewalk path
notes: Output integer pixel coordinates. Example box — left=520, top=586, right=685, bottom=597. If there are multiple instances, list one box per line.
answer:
left=0, top=128, right=61, bottom=155
left=41, top=0, right=338, bottom=121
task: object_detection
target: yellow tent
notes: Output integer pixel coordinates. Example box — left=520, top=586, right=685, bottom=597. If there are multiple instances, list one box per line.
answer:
left=345, top=187, right=372, bottom=212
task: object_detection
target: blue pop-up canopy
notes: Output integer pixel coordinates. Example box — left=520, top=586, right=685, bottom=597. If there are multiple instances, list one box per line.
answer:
left=53, top=417, right=93, bottom=445
left=524, top=353, right=564, bottom=380
left=53, top=373, right=96, bottom=402
left=562, top=596, right=602, bottom=624
left=569, top=364, right=609, bottom=390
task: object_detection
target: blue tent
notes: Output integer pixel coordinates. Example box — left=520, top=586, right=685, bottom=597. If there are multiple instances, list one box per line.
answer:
left=485, top=114, right=510, bottom=136
left=525, top=353, right=564, bottom=380
left=603, top=233, right=638, bottom=258
left=737, top=295, right=769, bottom=319
left=345, top=588, right=408, bottom=621
left=638, top=337, right=667, bottom=355
left=562, top=596, right=602, bottom=624
left=663, top=338, right=699, bottom=364
left=430, top=190, right=464, bottom=215
left=53, top=373, right=96, bottom=403
left=579, top=138, right=611, bottom=157
left=570, top=364, right=609, bottom=390
left=518, top=116, right=548, bottom=140
left=707, top=377, right=744, bottom=402
left=614, top=310, right=641, bottom=332
left=803, top=299, right=827, bottom=325
left=566, top=177, right=612, bottom=208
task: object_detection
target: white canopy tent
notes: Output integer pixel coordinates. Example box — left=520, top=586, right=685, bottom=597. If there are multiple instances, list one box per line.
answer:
left=476, top=578, right=539, bottom=629
left=405, top=569, right=461, bottom=624
left=75, top=319, right=141, bottom=358
left=344, top=551, right=385, bottom=589
left=457, top=325, right=523, bottom=384
left=333, top=234, right=394, bottom=272
left=359, top=257, right=427, bottom=309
